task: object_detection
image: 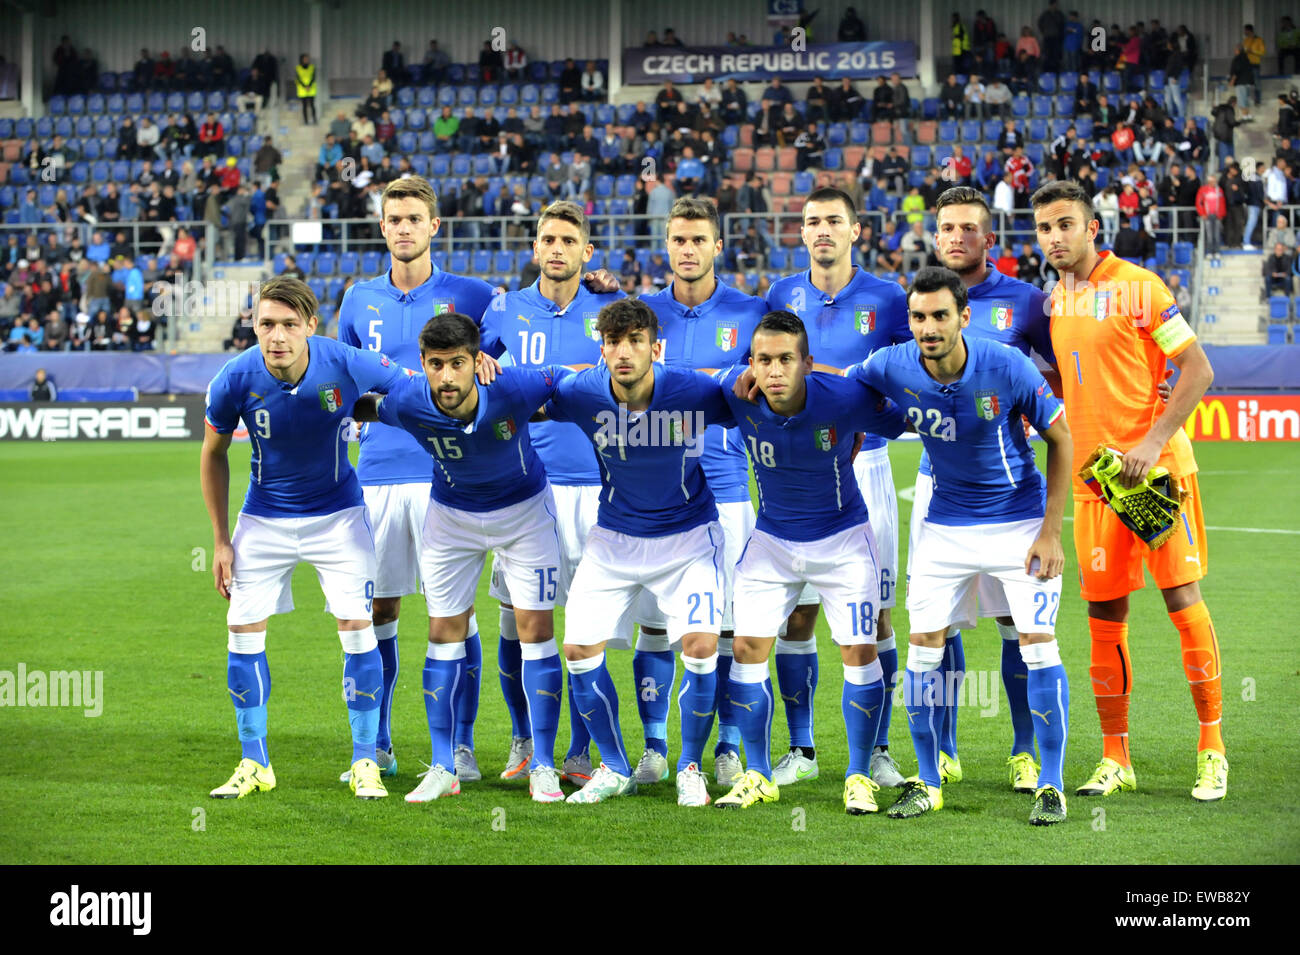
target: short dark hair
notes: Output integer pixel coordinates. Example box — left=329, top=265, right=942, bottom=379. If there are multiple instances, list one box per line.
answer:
left=1030, top=179, right=1096, bottom=221
left=595, top=298, right=658, bottom=342
left=667, top=196, right=720, bottom=240
left=934, top=186, right=992, bottom=231
left=419, top=312, right=480, bottom=357
left=803, top=186, right=858, bottom=221
left=907, top=266, right=968, bottom=313
left=753, top=310, right=808, bottom=358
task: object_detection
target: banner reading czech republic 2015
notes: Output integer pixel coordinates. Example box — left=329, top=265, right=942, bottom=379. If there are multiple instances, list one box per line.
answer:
left=623, top=41, right=917, bottom=85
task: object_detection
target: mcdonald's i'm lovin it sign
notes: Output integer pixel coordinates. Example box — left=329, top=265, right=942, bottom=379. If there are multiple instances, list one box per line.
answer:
left=1183, top=395, right=1300, bottom=441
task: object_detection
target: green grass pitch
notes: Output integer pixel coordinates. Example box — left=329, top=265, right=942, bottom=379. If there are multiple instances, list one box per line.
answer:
left=1, top=439, right=1297, bottom=864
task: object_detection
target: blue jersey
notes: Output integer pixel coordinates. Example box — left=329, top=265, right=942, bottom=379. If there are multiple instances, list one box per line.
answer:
left=766, top=267, right=910, bottom=453
left=861, top=337, right=1065, bottom=527
left=376, top=365, right=566, bottom=513
left=641, top=279, right=768, bottom=504
left=480, top=280, right=626, bottom=486
left=918, top=264, right=1053, bottom=477
left=718, top=366, right=906, bottom=542
left=546, top=364, right=732, bottom=537
left=337, top=261, right=497, bottom=485
left=205, top=337, right=409, bottom=518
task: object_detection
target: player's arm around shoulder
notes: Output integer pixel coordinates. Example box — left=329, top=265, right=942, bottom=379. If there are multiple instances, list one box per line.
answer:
left=693, top=367, right=737, bottom=427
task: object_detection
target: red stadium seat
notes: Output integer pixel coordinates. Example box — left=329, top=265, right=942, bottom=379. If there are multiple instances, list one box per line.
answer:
left=843, top=146, right=866, bottom=171
left=776, top=147, right=797, bottom=171
left=731, top=148, right=754, bottom=172
left=754, top=147, right=776, bottom=171
left=739, top=124, right=755, bottom=147
left=870, top=122, right=893, bottom=145
left=770, top=173, right=792, bottom=196
left=914, top=122, right=936, bottom=144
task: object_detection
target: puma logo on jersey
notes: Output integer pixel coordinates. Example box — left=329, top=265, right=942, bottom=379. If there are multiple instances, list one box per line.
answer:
left=732, top=699, right=758, bottom=712
left=535, top=687, right=561, bottom=701
left=1031, top=708, right=1052, bottom=725
left=353, top=686, right=380, bottom=701
left=517, top=315, right=531, bottom=325
left=423, top=686, right=444, bottom=701
left=780, top=691, right=802, bottom=704
left=366, top=304, right=381, bottom=316
left=904, top=387, right=922, bottom=402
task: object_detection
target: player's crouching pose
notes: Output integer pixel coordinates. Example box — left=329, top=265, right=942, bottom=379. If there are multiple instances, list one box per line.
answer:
left=201, top=276, right=409, bottom=801
left=547, top=298, right=734, bottom=805
left=352, top=313, right=569, bottom=804
left=861, top=267, right=1075, bottom=825
left=715, top=312, right=907, bottom=814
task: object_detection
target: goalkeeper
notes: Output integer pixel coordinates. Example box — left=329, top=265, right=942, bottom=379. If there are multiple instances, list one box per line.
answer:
left=1028, top=179, right=1227, bottom=803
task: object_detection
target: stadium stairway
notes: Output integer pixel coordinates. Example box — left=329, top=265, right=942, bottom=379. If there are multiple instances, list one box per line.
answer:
left=273, top=112, right=328, bottom=233
left=177, top=261, right=266, bottom=353
left=1199, top=252, right=1270, bottom=344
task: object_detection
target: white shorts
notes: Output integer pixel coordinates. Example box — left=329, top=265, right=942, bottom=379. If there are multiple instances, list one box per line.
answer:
left=489, top=482, right=598, bottom=607
left=733, top=523, right=882, bottom=646
left=228, top=506, right=376, bottom=626
left=794, top=444, right=897, bottom=611
left=906, top=518, right=1062, bottom=636
left=565, top=522, right=726, bottom=646
left=421, top=488, right=562, bottom=617
left=908, top=471, right=1011, bottom=618
left=363, top=482, right=430, bottom=598
left=636, top=499, right=757, bottom=634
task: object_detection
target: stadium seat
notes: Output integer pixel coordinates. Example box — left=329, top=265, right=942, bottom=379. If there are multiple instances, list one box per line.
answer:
left=768, top=248, right=788, bottom=270
left=793, top=171, right=815, bottom=193
left=457, top=86, right=476, bottom=106
left=770, top=174, right=791, bottom=196
left=35, top=117, right=53, bottom=138
left=911, top=146, right=931, bottom=168
left=54, top=117, right=73, bottom=138
left=871, top=121, right=894, bottom=145
left=124, top=93, right=144, bottom=113
left=1102, top=72, right=1121, bottom=93
left=922, top=98, right=940, bottom=120
left=430, top=154, right=450, bottom=177
left=1050, top=118, right=1070, bottom=137
left=1031, top=95, right=1052, bottom=117
left=1038, top=73, right=1057, bottom=93
left=471, top=250, right=492, bottom=274
left=82, top=139, right=101, bottom=159
left=1075, top=117, right=1093, bottom=139
left=307, top=277, right=327, bottom=301
left=410, top=156, right=429, bottom=175
left=907, top=169, right=926, bottom=188
left=754, top=147, right=775, bottom=171
left=1026, top=143, right=1045, bottom=166
left=792, top=248, right=810, bottom=270
left=849, top=122, right=870, bottom=144
left=826, top=123, right=847, bottom=147
left=1029, top=119, right=1048, bottom=141
left=1147, top=70, right=1166, bottom=91
left=937, top=121, right=957, bottom=143
left=1055, top=95, right=1074, bottom=117
left=326, top=277, right=345, bottom=302
left=451, top=155, right=471, bottom=176
left=541, top=84, right=559, bottom=105
left=776, top=147, right=797, bottom=171
left=94, top=116, right=113, bottom=136
left=959, top=119, right=980, bottom=142
left=1011, top=97, right=1029, bottom=118
left=1155, top=242, right=1170, bottom=264
left=1172, top=242, right=1193, bottom=266
left=515, top=249, right=534, bottom=273
left=450, top=250, right=470, bottom=274
left=407, top=109, right=427, bottom=130
left=1268, top=323, right=1289, bottom=345
left=396, top=87, right=415, bottom=108
left=448, top=64, right=466, bottom=83
left=472, top=154, right=494, bottom=175
left=338, top=252, right=358, bottom=276
left=1269, top=296, right=1292, bottom=320
left=315, top=252, right=337, bottom=276
left=913, top=121, right=936, bottom=144
left=227, top=135, right=243, bottom=156
left=361, top=251, right=382, bottom=275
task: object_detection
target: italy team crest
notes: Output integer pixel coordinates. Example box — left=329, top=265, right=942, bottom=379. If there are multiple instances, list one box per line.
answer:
left=433, top=301, right=455, bottom=315
left=854, top=306, right=876, bottom=335
left=991, top=303, right=1013, bottom=331
left=1093, top=290, right=1111, bottom=322
left=975, top=390, right=1000, bottom=420
left=583, top=312, right=600, bottom=341
left=813, top=425, right=837, bottom=450
left=318, top=385, right=342, bottom=413
left=492, top=417, right=517, bottom=440
left=716, top=321, right=739, bottom=352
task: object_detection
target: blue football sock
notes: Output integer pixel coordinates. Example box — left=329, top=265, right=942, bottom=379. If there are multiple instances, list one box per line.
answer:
left=567, top=653, right=630, bottom=776
left=676, top=653, right=718, bottom=771
left=999, top=624, right=1036, bottom=756
left=633, top=639, right=674, bottom=757
left=775, top=638, right=817, bottom=749
left=1022, top=641, right=1070, bottom=791
left=422, top=643, right=466, bottom=771
left=728, top=661, right=774, bottom=778
left=842, top=661, right=886, bottom=778
left=521, top=640, right=562, bottom=770
left=714, top=637, right=740, bottom=756
left=227, top=645, right=270, bottom=766
left=904, top=645, right=946, bottom=788
left=497, top=607, right=531, bottom=737
left=874, top=636, right=898, bottom=749
left=938, top=630, right=966, bottom=758
left=565, top=670, right=592, bottom=759
left=455, top=625, right=481, bottom=749
left=374, top=622, right=398, bottom=752
left=344, top=645, right=383, bottom=765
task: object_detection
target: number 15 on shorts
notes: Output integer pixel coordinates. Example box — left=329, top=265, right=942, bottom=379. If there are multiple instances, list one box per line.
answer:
left=534, top=567, right=558, bottom=602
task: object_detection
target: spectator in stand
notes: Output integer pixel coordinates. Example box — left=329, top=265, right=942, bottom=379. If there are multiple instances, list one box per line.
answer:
left=198, top=112, right=224, bottom=158
left=1074, top=73, right=1098, bottom=118
left=1133, top=120, right=1163, bottom=163
left=720, top=79, right=748, bottom=126
left=1116, top=24, right=1142, bottom=81
left=952, top=13, right=973, bottom=74
left=1111, top=120, right=1136, bottom=165
left=1229, top=45, right=1254, bottom=119
left=1117, top=181, right=1141, bottom=222
left=889, top=73, right=911, bottom=139
left=1015, top=25, right=1041, bottom=80
left=1213, top=98, right=1246, bottom=160
left=838, top=6, right=867, bottom=42
left=1061, top=8, right=1084, bottom=72
left=830, top=77, right=864, bottom=123
left=557, top=58, right=581, bottom=105
left=1264, top=243, right=1295, bottom=294
left=1016, top=242, right=1044, bottom=287
left=237, top=68, right=265, bottom=113
left=420, top=40, right=449, bottom=86
left=1242, top=159, right=1265, bottom=250
left=947, top=144, right=973, bottom=185
left=1112, top=216, right=1150, bottom=262
left=961, top=75, right=985, bottom=120
left=655, top=80, right=684, bottom=124
left=1242, top=25, right=1265, bottom=109
left=1004, top=144, right=1034, bottom=205
left=296, top=53, right=317, bottom=125
left=503, top=43, right=527, bottom=82
left=1163, top=38, right=1186, bottom=119
left=806, top=76, right=832, bottom=123
left=1265, top=214, right=1297, bottom=252
left=997, top=119, right=1023, bottom=156
left=774, top=103, right=801, bottom=146
left=581, top=61, right=605, bottom=102
left=1221, top=161, right=1246, bottom=248
left=381, top=42, right=407, bottom=88
left=938, top=74, right=963, bottom=121
left=1176, top=116, right=1208, bottom=164
left=793, top=123, right=826, bottom=172
left=871, top=75, right=894, bottom=124
left=974, top=150, right=1001, bottom=190
left=432, top=106, right=459, bottom=154
left=880, top=145, right=909, bottom=193
left=457, top=106, right=481, bottom=154
left=983, top=78, right=1011, bottom=120
left=479, top=39, right=504, bottom=84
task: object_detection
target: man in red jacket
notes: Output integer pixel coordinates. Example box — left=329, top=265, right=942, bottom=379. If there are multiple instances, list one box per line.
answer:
left=1196, top=177, right=1226, bottom=261
left=199, top=113, right=224, bottom=159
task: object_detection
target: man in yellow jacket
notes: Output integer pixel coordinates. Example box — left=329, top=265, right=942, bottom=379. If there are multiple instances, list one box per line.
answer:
left=1242, top=24, right=1265, bottom=109
left=952, top=13, right=972, bottom=74
left=296, top=53, right=318, bottom=126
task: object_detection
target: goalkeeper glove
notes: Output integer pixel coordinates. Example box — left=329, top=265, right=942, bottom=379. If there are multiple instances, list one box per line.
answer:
left=1079, top=445, right=1188, bottom=549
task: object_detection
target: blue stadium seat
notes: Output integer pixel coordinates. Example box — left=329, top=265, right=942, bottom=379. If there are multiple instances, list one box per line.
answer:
left=69, top=162, right=89, bottom=184
left=960, top=119, right=980, bottom=142
left=111, top=160, right=129, bottom=181
left=614, top=174, right=635, bottom=198
left=82, top=139, right=101, bottom=159
left=1050, top=118, right=1070, bottom=137
left=472, top=154, right=494, bottom=175
left=1011, top=97, right=1029, bottom=118
left=938, top=121, right=957, bottom=143
left=407, top=109, right=427, bottom=130
left=1029, top=119, right=1048, bottom=141
left=521, top=85, right=539, bottom=105
left=541, top=84, right=559, bottom=105
left=1055, top=94, right=1074, bottom=116
left=1268, top=323, right=1289, bottom=345
left=236, top=112, right=255, bottom=134
left=315, top=252, right=337, bottom=275
left=72, top=115, right=92, bottom=138
left=451, top=155, right=471, bottom=176
left=1058, top=73, right=1078, bottom=93
left=397, top=131, right=416, bottom=153
left=826, top=123, right=847, bottom=146
left=982, top=119, right=1001, bottom=141
left=54, top=117, right=73, bottom=138
left=436, top=86, right=456, bottom=107
left=479, top=87, right=497, bottom=107
left=1147, top=70, right=1166, bottom=91
left=594, top=174, right=613, bottom=198
left=457, top=85, right=476, bottom=106
left=362, top=251, right=382, bottom=274
left=338, top=252, right=358, bottom=276
left=587, top=250, right=605, bottom=272
left=103, top=94, right=123, bottom=115
left=416, top=86, right=436, bottom=108
left=907, top=169, right=926, bottom=188
left=1026, top=143, right=1044, bottom=165
left=389, top=107, right=407, bottom=128
left=272, top=253, right=286, bottom=274
left=187, top=91, right=205, bottom=111
left=1172, top=242, right=1193, bottom=266
left=824, top=147, right=843, bottom=169
left=492, top=250, right=513, bottom=273
left=296, top=252, right=315, bottom=274
left=165, top=92, right=184, bottom=111
left=528, top=176, right=548, bottom=199
left=500, top=85, right=520, bottom=106
left=49, top=95, right=67, bottom=115
left=721, top=125, right=739, bottom=148
left=410, top=156, right=429, bottom=175
left=1075, top=117, right=1093, bottom=139
left=428, top=154, right=449, bottom=177
left=1038, top=73, right=1057, bottom=93
left=515, top=249, right=533, bottom=272
left=1102, top=72, right=1121, bottom=93
left=396, top=87, right=415, bottom=108
left=922, top=97, right=940, bottom=120
left=207, top=92, right=225, bottom=111
left=792, top=248, right=810, bottom=270
left=529, top=61, right=548, bottom=82
left=124, top=93, right=144, bottom=113
left=307, top=277, right=327, bottom=301
left=1155, top=241, right=1170, bottom=264
left=227, top=135, right=243, bottom=156
left=327, top=277, right=345, bottom=302
left=912, top=146, right=931, bottom=168
left=0, top=186, right=13, bottom=209
left=35, top=117, right=53, bottom=138
left=147, top=92, right=164, bottom=112
left=793, top=171, right=815, bottom=193
left=94, top=116, right=113, bottom=136
left=450, top=250, right=470, bottom=273
left=417, top=131, right=436, bottom=152
left=768, top=248, right=788, bottom=270
left=1031, top=95, right=1052, bottom=117
left=1269, top=296, right=1291, bottom=320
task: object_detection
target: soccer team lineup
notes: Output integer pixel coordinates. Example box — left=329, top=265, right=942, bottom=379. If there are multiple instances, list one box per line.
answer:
left=200, top=172, right=1227, bottom=825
